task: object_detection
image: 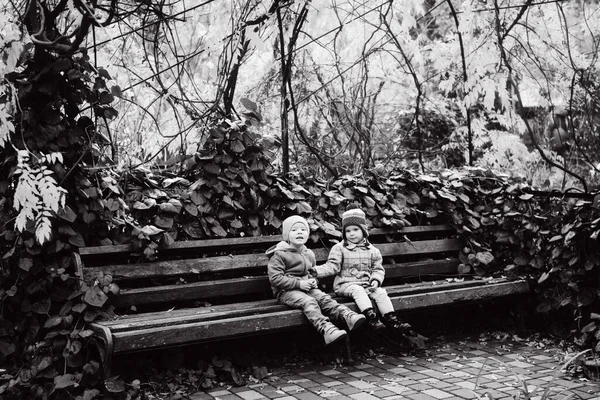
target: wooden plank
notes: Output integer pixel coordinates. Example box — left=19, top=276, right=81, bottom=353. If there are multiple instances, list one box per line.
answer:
left=110, top=258, right=461, bottom=307
left=83, top=238, right=462, bottom=281
left=108, top=280, right=529, bottom=353
left=98, top=278, right=512, bottom=331
left=79, top=224, right=456, bottom=258
left=112, top=276, right=272, bottom=307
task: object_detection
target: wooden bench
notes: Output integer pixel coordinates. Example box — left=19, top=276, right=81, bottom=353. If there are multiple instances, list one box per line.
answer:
left=76, top=224, right=530, bottom=373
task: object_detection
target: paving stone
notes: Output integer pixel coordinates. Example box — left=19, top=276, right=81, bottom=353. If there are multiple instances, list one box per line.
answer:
left=448, top=388, right=476, bottom=399
left=379, top=384, right=411, bottom=394
left=405, top=372, right=431, bottom=380
left=455, top=382, right=476, bottom=390
left=323, top=381, right=345, bottom=387
left=445, top=371, right=473, bottom=378
left=336, top=386, right=363, bottom=395
left=407, top=383, right=434, bottom=391
left=421, top=369, right=448, bottom=379
left=439, top=361, right=463, bottom=368
left=347, top=380, right=377, bottom=390
left=371, top=389, right=397, bottom=397
left=506, top=360, right=535, bottom=368
left=321, top=369, right=344, bottom=376
left=190, top=392, right=214, bottom=400
left=237, top=391, right=267, bottom=400
left=295, top=391, right=326, bottom=400
left=212, top=395, right=243, bottom=400
left=348, top=371, right=372, bottom=378
left=280, top=385, right=304, bottom=393
left=348, top=393, right=380, bottom=400
left=209, top=390, right=233, bottom=396
left=361, top=375, right=384, bottom=383
left=421, top=388, right=454, bottom=399
left=405, top=393, right=438, bottom=400
left=295, top=380, right=321, bottom=389
left=387, top=367, right=411, bottom=374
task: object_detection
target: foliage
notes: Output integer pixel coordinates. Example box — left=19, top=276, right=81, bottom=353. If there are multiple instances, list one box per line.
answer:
left=0, top=14, right=121, bottom=400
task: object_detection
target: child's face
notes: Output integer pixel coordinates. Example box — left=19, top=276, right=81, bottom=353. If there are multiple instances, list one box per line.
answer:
left=288, top=222, right=309, bottom=247
left=345, top=225, right=364, bottom=244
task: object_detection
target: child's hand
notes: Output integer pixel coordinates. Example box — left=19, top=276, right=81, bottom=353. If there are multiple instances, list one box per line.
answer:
left=370, top=280, right=379, bottom=288
left=299, top=280, right=314, bottom=291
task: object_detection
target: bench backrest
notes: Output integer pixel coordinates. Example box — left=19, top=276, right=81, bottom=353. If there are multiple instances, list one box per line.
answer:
left=76, top=224, right=462, bottom=312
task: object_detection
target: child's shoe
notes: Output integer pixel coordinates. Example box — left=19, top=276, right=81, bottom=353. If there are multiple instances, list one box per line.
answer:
left=342, top=311, right=366, bottom=332
left=322, top=323, right=348, bottom=345
left=382, top=312, right=412, bottom=334
left=362, top=308, right=385, bottom=331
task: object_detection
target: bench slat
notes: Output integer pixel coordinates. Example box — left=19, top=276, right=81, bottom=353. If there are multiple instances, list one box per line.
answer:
left=111, top=258, right=461, bottom=307
left=106, top=280, right=529, bottom=352
left=84, top=238, right=463, bottom=281
left=79, top=225, right=456, bottom=258
left=98, top=278, right=515, bottom=331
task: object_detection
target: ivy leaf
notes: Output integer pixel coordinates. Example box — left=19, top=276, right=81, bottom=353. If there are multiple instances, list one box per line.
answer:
left=68, top=233, right=86, bottom=247
left=83, top=285, right=108, bottom=307
left=19, top=257, right=33, bottom=271
left=105, top=377, right=126, bottom=393
left=0, top=341, right=16, bottom=356
left=211, top=223, right=227, bottom=237
left=44, top=316, right=62, bottom=328
left=363, top=196, right=376, bottom=208
left=231, top=367, right=246, bottom=386
left=251, top=366, right=269, bottom=380
left=577, top=288, right=597, bottom=307
left=538, top=272, right=550, bottom=284
left=32, top=298, right=51, bottom=314
left=475, top=252, right=494, bottom=265
left=230, top=140, right=246, bottom=153
left=457, top=264, right=471, bottom=274
left=57, top=205, right=77, bottom=222
left=54, top=373, right=77, bottom=389
left=133, top=201, right=149, bottom=210
left=581, top=322, right=596, bottom=333
left=140, top=225, right=163, bottom=236
left=204, top=163, right=221, bottom=175
left=240, top=97, right=258, bottom=111
left=184, top=202, right=199, bottom=216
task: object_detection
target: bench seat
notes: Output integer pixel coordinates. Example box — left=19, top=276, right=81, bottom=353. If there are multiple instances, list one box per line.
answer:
left=77, top=224, right=530, bottom=371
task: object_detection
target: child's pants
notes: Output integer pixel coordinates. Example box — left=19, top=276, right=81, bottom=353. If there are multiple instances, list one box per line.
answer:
left=341, top=284, right=394, bottom=315
left=278, top=288, right=351, bottom=332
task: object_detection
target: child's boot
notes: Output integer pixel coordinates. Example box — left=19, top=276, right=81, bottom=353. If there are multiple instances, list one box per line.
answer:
left=321, top=323, right=347, bottom=345
left=363, top=308, right=385, bottom=330
left=382, top=312, right=412, bottom=335
left=341, top=309, right=366, bottom=332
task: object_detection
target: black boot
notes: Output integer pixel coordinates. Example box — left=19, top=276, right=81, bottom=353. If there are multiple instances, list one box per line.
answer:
left=362, top=308, right=385, bottom=331
left=382, top=312, right=412, bottom=335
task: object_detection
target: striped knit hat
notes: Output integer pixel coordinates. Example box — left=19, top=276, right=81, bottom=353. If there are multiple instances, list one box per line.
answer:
left=342, top=207, right=369, bottom=238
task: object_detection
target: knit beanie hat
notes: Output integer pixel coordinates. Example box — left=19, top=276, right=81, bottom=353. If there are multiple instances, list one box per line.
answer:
left=282, top=215, right=310, bottom=241
left=342, top=208, right=369, bottom=238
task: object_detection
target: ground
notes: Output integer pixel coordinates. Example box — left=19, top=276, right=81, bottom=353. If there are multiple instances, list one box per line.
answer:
left=192, top=333, right=599, bottom=400
left=114, top=304, right=599, bottom=400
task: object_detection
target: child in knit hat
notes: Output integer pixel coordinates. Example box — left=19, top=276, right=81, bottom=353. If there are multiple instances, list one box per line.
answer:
left=267, top=215, right=366, bottom=346
left=312, top=206, right=413, bottom=335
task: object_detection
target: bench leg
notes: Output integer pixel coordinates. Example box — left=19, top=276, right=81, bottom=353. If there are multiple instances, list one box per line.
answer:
left=90, top=324, right=114, bottom=377
left=344, top=334, right=355, bottom=365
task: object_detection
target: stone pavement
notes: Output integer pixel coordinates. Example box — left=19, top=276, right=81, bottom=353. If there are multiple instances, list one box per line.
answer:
left=193, top=334, right=599, bottom=400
